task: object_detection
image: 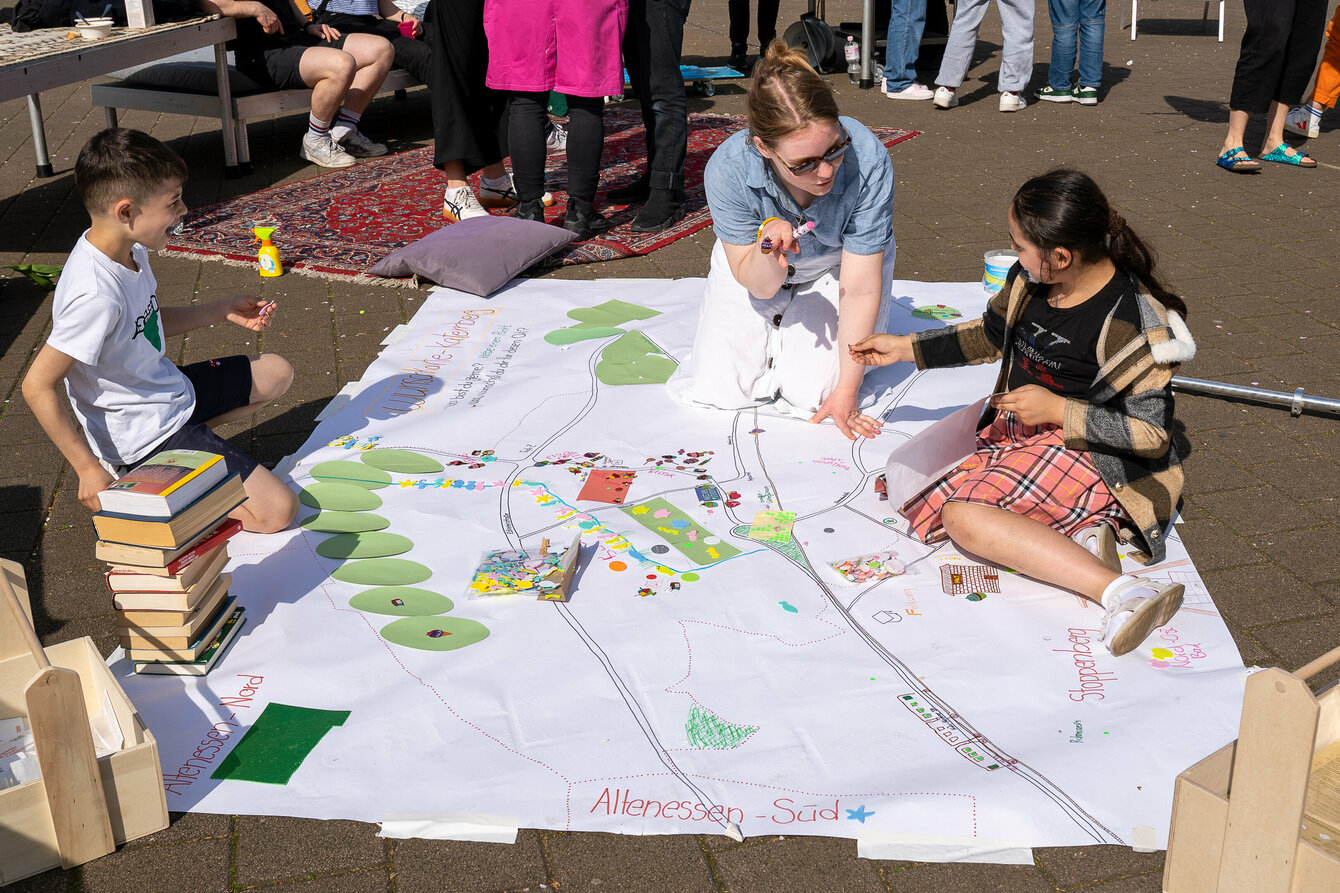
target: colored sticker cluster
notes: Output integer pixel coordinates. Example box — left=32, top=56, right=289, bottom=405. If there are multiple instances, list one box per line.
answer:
left=468, top=546, right=572, bottom=596
left=829, top=549, right=906, bottom=584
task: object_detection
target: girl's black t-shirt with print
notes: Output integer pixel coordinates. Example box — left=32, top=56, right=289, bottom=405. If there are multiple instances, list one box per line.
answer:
left=1006, top=271, right=1126, bottom=397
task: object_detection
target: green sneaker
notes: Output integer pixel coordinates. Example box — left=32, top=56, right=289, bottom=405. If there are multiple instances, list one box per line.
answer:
left=1035, top=84, right=1072, bottom=103
left=1072, top=84, right=1099, bottom=105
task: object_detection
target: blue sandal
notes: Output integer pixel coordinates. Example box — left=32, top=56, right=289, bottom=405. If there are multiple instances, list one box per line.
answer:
left=1259, top=143, right=1317, bottom=167
left=1216, top=146, right=1261, bottom=172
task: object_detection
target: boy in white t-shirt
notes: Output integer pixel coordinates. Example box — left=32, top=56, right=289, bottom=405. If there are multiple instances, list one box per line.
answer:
left=22, top=128, right=298, bottom=533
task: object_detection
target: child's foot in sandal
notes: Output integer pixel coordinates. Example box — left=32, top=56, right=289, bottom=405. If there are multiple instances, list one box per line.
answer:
left=1216, top=146, right=1261, bottom=173
left=1259, top=143, right=1317, bottom=167
left=1098, top=576, right=1185, bottom=657
left=1073, top=525, right=1121, bottom=574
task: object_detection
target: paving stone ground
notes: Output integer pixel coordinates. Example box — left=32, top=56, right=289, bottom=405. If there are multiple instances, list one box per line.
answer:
left=2, top=2, right=1338, bottom=890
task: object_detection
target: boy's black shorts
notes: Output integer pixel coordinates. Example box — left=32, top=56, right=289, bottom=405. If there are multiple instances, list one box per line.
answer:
left=131, top=355, right=258, bottom=480
left=236, top=32, right=352, bottom=91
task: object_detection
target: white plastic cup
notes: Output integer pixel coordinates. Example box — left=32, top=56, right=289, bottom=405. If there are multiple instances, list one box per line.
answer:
left=983, top=249, right=1018, bottom=293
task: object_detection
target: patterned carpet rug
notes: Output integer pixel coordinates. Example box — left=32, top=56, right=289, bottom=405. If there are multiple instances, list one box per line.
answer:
left=166, top=111, right=919, bottom=285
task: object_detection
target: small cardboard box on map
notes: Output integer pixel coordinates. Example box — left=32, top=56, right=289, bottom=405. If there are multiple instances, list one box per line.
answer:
left=0, top=558, right=168, bottom=885
left=1163, top=645, right=1340, bottom=892
left=466, top=533, right=583, bottom=602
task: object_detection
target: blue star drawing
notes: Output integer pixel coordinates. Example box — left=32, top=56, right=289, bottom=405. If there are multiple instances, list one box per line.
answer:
left=845, top=805, right=875, bottom=824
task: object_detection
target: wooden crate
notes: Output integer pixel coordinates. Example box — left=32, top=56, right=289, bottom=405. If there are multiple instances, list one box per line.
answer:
left=1163, top=647, right=1340, bottom=893
left=0, top=560, right=168, bottom=886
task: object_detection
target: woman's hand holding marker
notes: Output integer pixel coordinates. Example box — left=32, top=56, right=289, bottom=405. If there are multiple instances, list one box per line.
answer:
left=757, top=218, right=811, bottom=268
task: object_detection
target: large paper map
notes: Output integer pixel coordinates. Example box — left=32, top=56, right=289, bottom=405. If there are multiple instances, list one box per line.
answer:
left=117, top=278, right=1246, bottom=860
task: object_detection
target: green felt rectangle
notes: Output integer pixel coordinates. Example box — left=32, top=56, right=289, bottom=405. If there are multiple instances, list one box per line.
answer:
left=212, top=702, right=351, bottom=785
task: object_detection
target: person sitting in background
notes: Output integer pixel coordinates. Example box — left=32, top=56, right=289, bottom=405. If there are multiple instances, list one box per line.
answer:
left=200, top=0, right=394, bottom=168
left=303, top=0, right=431, bottom=83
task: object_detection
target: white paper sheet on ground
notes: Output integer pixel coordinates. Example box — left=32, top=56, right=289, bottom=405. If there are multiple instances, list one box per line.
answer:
left=112, top=279, right=1247, bottom=861
left=378, top=813, right=518, bottom=843
left=882, top=396, right=988, bottom=509
left=857, top=830, right=1033, bottom=864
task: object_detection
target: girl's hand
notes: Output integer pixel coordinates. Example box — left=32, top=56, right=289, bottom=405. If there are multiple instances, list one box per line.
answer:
left=990, top=385, right=1066, bottom=427
left=224, top=296, right=277, bottom=331
left=810, top=388, right=882, bottom=441
left=309, top=22, right=341, bottom=40
left=848, top=333, right=913, bottom=366
left=758, top=218, right=799, bottom=270
left=400, top=14, right=421, bottom=36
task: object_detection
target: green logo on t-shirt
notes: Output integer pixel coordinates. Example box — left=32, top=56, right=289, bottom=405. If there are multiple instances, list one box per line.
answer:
left=134, top=295, right=162, bottom=352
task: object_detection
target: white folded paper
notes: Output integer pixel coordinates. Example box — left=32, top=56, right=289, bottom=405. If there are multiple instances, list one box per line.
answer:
left=882, top=396, right=988, bottom=509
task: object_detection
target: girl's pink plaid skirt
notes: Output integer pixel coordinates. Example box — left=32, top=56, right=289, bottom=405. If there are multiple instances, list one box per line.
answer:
left=900, top=411, right=1130, bottom=545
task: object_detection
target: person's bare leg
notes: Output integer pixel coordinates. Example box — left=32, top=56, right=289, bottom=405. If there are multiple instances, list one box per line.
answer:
left=1261, top=99, right=1289, bottom=154
left=340, top=33, right=394, bottom=113
left=940, top=501, right=1118, bottom=603
left=441, top=159, right=507, bottom=190
left=230, top=464, right=298, bottom=533
left=1221, top=108, right=1249, bottom=155
left=298, top=47, right=356, bottom=121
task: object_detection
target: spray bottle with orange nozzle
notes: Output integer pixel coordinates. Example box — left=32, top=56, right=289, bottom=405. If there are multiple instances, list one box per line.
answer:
left=252, top=226, right=283, bottom=277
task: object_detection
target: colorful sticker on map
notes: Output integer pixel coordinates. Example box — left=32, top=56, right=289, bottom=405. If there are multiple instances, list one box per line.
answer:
left=748, top=510, right=796, bottom=543
left=912, top=304, right=963, bottom=321
left=829, top=549, right=906, bottom=584
left=468, top=546, right=573, bottom=596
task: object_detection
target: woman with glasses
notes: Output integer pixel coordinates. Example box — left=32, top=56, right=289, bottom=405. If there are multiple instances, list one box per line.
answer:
left=668, top=40, right=896, bottom=441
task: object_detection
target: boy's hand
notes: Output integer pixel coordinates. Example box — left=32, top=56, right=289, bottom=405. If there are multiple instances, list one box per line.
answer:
left=77, top=465, right=116, bottom=513
left=224, top=296, right=277, bottom=331
left=849, top=334, right=913, bottom=366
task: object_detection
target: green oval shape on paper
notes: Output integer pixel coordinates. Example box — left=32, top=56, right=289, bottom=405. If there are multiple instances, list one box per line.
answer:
left=331, top=558, right=431, bottom=585
left=298, top=482, right=384, bottom=512
left=311, top=460, right=392, bottom=489
left=360, top=449, right=444, bottom=474
left=380, top=616, right=490, bottom=651
left=545, top=326, right=624, bottom=345
left=316, top=531, right=415, bottom=560
left=349, top=587, right=454, bottom=616
left=302, top=511, right=390, bottom=533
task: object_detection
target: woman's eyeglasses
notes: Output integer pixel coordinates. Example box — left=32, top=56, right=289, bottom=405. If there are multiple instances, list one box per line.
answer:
left=769, top=125, right=852, bottom=176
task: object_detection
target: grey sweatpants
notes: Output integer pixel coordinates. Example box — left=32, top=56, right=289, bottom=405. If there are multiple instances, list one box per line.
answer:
left=934, top=0, right=1035, bottom=93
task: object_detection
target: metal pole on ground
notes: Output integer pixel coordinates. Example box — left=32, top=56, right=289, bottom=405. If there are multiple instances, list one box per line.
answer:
left=1171, top=376, right=1340, bottom=418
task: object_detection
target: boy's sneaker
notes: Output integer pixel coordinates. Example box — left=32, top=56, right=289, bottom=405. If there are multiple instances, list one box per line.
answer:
left=545, top=121, right=568, bottom=154
left=339, top=130, right=389, bottom=158
left=477, top=175, right=555, bottom=210
left=884, top=80, right=933, bottom=100
left=1035, top=84, right=1073, bottom=103
left=932, top=86, right=958, bottom=109
left=300, top=132, right=356, bottom=168
left=1285, top=105, right=1321, bottom=138
left=1071, top=84, right=1099, bottom=106
left=1073, top=525, right=1121, bottom=574
left=999, top=91, right=1027, bottom=112
left=442, top=186, right=490, bottom=223
left=1099, top=577, right=1185, bottom=657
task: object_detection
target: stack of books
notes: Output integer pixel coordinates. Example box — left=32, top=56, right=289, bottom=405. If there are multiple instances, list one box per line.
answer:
left=94, top=450, right=248, bottom=676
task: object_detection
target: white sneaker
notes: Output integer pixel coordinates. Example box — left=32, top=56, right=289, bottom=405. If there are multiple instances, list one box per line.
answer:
left=999, top=91, right=1027, bottom=112
left=884, top=80, right=933, bottom=100
left=477, top=175, right=555, bottom=210
left=339, top=130, right=388, bottom=158
left=1284, top=105, right=1321, bottom=139
left=1072, top=525, right=1121, bottom=574
left=932, top=86, right=958, bottom=109
left=1099, top=577, right=1185, bottom=657
left=442, top=186, right=490, bottom=223
left=545, top=121, right=568, bottom=154
left=300, top=132, right=356, bottom=168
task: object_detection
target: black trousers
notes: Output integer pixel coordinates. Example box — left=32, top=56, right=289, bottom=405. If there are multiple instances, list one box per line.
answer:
left=728, top=0, right=780, bottom=49
left=622, top=0, right=691, bottom=192
left=509, top=92, right=605, bottom=203
left=320, top=13, right=433, bottom=84
left=427, top=0, right=507, bottom=173
left=1230, top=0, right=1328, bottom=114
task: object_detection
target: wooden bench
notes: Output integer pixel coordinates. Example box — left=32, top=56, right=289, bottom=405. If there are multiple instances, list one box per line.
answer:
left=91, top=62, right=423, bottom=176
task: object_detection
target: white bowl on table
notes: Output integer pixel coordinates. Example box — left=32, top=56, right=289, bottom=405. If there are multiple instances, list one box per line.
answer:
left=77, top=18, right=114, bottom=39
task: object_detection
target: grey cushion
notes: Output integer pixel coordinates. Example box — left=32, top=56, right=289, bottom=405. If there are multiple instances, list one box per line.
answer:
left=369, top=216, right=576, bottom=296
left=122, top=62, right=267, bottom=96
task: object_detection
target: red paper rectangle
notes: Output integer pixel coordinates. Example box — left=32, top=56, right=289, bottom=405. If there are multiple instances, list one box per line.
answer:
left=577, top=470, right=636, bottom=504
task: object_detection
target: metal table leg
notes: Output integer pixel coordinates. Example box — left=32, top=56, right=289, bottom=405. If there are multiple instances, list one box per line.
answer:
left=26, top=94, right=54, bottom=178
left=860, top=0, right=875, bottom=88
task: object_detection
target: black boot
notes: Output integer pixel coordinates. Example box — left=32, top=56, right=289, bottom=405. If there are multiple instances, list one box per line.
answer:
left=608, top=174, right=650, bottom=204
left=563, top=197, right=612, bottom=241
left=728, top=42, right=747, bottom=71
left=631, top=187, right=686, bottom=233
left=513, top=198, right=546, bottom=224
